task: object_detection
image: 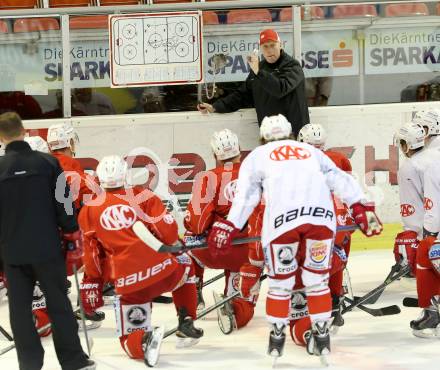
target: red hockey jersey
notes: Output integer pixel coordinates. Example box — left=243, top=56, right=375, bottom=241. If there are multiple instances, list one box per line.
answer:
left=78, top=186, right=179, bottom=295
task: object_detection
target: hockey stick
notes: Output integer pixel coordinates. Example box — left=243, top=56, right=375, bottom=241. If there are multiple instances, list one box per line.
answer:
left=0, top=325, right=13, bottom=341
left=133, top=221, right=358, bottom=254
left=72, top=265, right=92, bottom=357
left=344, top=296, right=401, bottom=317
left=341, top=265, right=410, bottom=315
left=403, top=297, right=419, bottom=307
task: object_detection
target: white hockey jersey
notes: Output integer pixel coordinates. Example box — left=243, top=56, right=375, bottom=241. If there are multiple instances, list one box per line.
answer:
left=398, top=148, right=440, bottom=237
left=227, top=140, right=364, bottom=246
left=423, top=155, right=440, bottom=234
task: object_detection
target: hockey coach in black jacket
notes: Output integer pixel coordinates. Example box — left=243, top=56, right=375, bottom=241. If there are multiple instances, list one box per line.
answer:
left=0, top=112, right=94, bottom=370
left=198, top=29, right=309, bottom=137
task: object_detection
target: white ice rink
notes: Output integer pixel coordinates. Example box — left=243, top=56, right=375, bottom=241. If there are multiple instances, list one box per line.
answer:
left=1, top=249, right=438, bottom=370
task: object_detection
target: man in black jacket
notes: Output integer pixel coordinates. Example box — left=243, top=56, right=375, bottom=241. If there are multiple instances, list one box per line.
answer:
left=198, top=29, right=309, bottom=137
left=0, top=112, right=95, bottom=370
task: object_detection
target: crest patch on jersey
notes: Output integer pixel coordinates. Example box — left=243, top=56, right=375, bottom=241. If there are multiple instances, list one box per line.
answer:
left=100, top=204, right=137, bottom=230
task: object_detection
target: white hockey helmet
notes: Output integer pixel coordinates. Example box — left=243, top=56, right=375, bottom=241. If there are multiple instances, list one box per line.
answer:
left=260, top=114, right=292, bottom=142
left=96, top=155, right=128, bottom=188
left=46, top=123, right=79, bottom=151
left=210, top=129, right=240, bottom=161
left=413, top=109, right=440, bottom=137
left=24, top=136, right=49, bottom=153
left=394, top=122, right=425, bottom=153
left=297, top=123, right=327, bottom=149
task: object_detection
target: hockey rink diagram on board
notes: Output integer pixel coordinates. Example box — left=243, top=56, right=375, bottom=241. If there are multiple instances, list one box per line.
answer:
left=110, top=12, right=203, bottom=87
left=113, top=17, right=199, bottom=65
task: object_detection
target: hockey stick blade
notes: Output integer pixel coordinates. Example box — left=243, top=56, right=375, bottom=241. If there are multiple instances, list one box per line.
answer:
left=341, top=265, right=410, bottom=315
left=345, top=297, right=400, bottom=317
left=403, top=297, right=419, bottom=307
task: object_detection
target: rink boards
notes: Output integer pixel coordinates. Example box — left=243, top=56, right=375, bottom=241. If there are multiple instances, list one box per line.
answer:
left=25, top=101, right=440, bottom=227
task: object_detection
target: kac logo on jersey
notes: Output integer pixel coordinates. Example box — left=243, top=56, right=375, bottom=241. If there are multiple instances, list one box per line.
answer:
left=127, top=306, right=147, bottom=326
left=310, top=241, right=327, bottom=263
left=424, top=197, right=433, bottom=211
left=270, top=145, right=311, bottom=161
left=100, top=204, right=137, bottom=230
left=400, top=204, right=415, bottom=217
left=223, top=179, right=238, bottom=202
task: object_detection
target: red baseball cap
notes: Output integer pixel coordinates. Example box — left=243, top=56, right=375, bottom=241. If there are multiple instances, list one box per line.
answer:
left=259, top=29, right=281, bottom=45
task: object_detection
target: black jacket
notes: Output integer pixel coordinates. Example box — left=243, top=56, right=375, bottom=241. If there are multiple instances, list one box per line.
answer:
left=0, top=141, right=78, bottom=265
left=213, top=50, right=310, bottom=136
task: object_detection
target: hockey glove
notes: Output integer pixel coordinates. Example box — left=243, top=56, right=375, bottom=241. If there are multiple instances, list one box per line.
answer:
left=350, top=202, right=383, bottom=237
left=207, top=219, right=239, bottom=257
left=64, top=230, right=84, bottom=276
left=394, top=230, right=419, bottom=274
left=79, top=277, right=104, bottom=315
left=239, top=263, right=262, bottom=301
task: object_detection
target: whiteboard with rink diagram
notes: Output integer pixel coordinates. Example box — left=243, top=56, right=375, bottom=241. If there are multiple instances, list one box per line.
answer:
left=110, top=11, right=203, bottom=87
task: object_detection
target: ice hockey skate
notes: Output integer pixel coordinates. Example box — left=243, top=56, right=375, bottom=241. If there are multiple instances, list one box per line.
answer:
left=143, top=326, right=165, bottom=367
left=175, top=307, right=204, bottom=348
left=306, top=320, right=332, bottom=366
left=267, top=323, right=286, bottom=367
left=212, top=291, right=236, bottom=334
left=410, top=297, right=440, bottom=338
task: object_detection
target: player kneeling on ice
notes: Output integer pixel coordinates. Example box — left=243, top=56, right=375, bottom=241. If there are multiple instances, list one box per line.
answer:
left=184, top=128, right=262, bottom=333
left=78, top=155, right=203, bottom=366
left=207, top=114, right=382, bottom=364
left=298, top=123, right=355, bottom=328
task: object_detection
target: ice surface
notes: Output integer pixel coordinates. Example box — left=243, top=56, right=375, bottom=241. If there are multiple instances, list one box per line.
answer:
left=0, top=250, right=438, bottom=370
